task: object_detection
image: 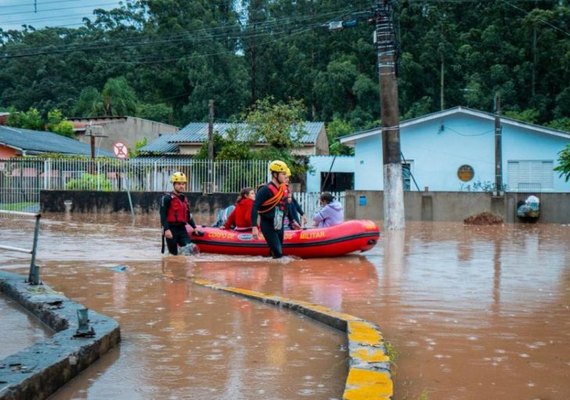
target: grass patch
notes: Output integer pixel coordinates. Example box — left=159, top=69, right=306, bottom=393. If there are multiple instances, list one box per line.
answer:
left=0, top=202, right=38, bottom=212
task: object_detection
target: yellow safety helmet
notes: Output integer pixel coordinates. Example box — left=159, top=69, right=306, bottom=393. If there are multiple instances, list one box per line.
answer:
left=170, top=171, right=187, bottom=183
left=269, top=160, right=288, bottom=174
left=285, top=167, right=292, bottom=177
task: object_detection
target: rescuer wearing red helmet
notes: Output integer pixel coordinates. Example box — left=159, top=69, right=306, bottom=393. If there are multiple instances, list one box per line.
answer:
left=160, top=172, right=203, bottom=255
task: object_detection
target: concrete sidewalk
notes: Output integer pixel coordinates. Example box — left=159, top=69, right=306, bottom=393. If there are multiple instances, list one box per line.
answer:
left=0, top=271, right=120, bottom=400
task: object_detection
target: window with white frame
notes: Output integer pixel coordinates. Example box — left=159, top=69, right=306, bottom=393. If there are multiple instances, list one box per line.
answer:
left=507, top=160, right=553, bottom=191
left=402, top=162, right=412, bottom=191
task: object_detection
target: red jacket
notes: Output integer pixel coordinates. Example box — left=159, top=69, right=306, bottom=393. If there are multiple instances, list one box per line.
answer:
left=224, top=198, right=254, bottom=230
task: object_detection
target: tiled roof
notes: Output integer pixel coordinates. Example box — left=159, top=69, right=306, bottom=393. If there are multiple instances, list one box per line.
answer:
left=0, top=126, right=113, bottom=157
left=139, top=121, right=324, bottom=154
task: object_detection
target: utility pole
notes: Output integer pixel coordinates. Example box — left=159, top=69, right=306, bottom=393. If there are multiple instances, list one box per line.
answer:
left=375, top=0, right=405, bottom=230
left=494, top=93, right=503, bottom=194
left=208, top=99, right=215, bottom=193
left=324, top=1, right=405, bottom=229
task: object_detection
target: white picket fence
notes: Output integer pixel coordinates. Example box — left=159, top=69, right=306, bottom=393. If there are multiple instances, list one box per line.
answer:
left=294, top=192, right=345, bottom=223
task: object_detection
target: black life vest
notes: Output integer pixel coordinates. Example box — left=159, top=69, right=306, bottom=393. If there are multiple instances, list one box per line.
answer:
left=166, top=193, right=189, bottom=224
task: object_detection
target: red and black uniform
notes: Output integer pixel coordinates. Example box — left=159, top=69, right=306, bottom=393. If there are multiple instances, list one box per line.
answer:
left=160, top=192, right=198, bottom=255
left=224, top=197, right=254, bottom=230
left=251, top=182, right=290, bottom=258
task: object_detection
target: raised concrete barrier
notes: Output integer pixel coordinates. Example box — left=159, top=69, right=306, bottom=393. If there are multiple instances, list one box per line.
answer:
left=192, top=278, right=393, bottom=400
left=0, top=271, right=120, bottom=400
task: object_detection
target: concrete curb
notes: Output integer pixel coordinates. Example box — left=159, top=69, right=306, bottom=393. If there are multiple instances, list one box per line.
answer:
left=0, top=271, right=121, bottom=400
left=192, top=278, right=393, bottom=400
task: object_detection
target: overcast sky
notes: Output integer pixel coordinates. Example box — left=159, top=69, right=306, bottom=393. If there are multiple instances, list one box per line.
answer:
left=0, top=0, right=124, bottom=31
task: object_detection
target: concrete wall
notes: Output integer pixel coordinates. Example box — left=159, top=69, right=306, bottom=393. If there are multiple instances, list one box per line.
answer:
left=76, top=117, right=179, bottom=154
left=345, top=191, right=570, bottom=224
left=0, top=271, right=120, bottom=400
left=40, top=191, right=238, bottom=224
left=41, top=190, right=570, bottom=224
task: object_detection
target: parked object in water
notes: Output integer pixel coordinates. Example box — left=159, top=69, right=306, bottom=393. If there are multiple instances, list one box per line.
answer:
left=516, top=195, right=540, bottom=222
left=188, top=220, right=380, bottom=258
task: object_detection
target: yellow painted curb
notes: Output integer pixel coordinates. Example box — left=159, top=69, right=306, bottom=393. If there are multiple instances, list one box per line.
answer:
left=191, top=278, right=393, bottom=399
left=348, top=320, right=383, bottom=345
left=344, top=368, right=393, bottom=400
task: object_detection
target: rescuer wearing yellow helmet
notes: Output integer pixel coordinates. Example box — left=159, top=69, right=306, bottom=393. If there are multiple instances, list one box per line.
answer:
left=251, top=160, right=297, bottom=258
left=159, top=171, right=203, bottom=255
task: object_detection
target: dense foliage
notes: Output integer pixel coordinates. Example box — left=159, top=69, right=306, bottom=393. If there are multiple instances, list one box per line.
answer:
left=1, top=0, right=569, bottom=135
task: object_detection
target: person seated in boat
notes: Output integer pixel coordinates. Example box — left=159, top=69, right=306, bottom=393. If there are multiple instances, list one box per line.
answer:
left=313, top=192, right=344, bottom=228
left=220, top=187, right=255, bottom=231
left=160, top=172, right=204, bottom=255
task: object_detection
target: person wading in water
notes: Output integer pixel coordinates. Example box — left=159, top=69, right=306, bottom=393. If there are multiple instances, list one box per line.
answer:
left=251, top=160, right=300, bottom=258
left=160, top=172, right=203, bottom=255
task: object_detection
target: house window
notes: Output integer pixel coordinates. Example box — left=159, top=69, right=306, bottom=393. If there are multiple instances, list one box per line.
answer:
left=457, top=165, right=474, bottom=182
left=507, top=160, right=553, bottom=191
left=320, top=172, right=354, bottom=192
left=402, top=162, right=411, bottom=191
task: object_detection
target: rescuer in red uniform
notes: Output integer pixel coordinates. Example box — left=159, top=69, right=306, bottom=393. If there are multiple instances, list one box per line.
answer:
left=160, top=172, right=203, bottom=255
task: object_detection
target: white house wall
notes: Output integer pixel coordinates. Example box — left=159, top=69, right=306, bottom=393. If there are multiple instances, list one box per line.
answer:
left=352, top=113, right=570, bottom=192
left=403, top=114, right=496, bottom=191
left=306, top=155, right=356, bottom=192
left=354, top=135, right=383, bottom=190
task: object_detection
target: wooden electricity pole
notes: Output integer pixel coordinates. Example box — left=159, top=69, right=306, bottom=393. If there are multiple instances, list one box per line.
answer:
left=494, top=93, right=503, bottom=194
left=208, top=99, right=215, bottom=193
left=375, top=0, right=405, bottom=230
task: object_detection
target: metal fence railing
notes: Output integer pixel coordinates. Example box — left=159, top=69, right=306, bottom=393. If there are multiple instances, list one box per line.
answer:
left=0, top=210, right=42, bottom=284
left=0, top=158, right=346, bottom=217
left=0, top=158, right=271, bottom=209
left=294, top=192, right=345, bottom=224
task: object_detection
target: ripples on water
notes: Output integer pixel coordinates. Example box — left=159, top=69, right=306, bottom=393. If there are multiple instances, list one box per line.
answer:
left=1, top=214, right=569, bottom=399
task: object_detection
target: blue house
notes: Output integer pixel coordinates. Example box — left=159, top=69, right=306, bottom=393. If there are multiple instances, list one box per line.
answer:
left=340, top=107, right=570, bottom=193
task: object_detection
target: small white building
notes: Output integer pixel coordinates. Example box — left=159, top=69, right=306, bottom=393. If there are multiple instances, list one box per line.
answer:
left=340, top=106, right=570, bottom=192
left=305, top=155, right=355, bottom=193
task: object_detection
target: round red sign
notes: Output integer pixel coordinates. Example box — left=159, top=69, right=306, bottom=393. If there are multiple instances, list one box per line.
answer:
left=113, top=142, right=128, bottom=159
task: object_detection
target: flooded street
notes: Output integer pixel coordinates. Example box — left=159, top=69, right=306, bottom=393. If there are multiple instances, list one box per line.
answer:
left=1, top=213, right=570, bottom=399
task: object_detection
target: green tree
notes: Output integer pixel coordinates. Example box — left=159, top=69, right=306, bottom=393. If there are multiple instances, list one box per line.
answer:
left=102, top=77, right=138, bottom=116
left=73, top=87, right=104, bottom=117
left=326, top=117, right=354, bottom=156
left=6, top=108, right=43, bottom=130
left=47, top=109, right=75, bottom=137
left=554, top=144, right=570, bottom=182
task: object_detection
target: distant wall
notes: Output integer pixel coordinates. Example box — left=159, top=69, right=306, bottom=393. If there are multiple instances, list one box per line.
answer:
left=345, top=191, right=570, bottom=224
left=41, top=190, right=570, bottom=224
left=40, top=191, right=238, bottom=224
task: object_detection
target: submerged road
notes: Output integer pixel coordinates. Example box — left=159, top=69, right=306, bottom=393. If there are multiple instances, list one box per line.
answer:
left=1, top=213, right=569, bottom=399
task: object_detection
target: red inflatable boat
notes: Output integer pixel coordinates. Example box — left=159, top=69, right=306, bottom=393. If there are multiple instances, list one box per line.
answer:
left=188, top=220, right=380, bottom=258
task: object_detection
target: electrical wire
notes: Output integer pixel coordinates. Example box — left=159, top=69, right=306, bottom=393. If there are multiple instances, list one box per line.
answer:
left=1, top=6, right=368, bottom=60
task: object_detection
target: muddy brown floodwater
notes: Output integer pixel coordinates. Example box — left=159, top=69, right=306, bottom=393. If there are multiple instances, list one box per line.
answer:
left=1, top=213, right=569, bottom=400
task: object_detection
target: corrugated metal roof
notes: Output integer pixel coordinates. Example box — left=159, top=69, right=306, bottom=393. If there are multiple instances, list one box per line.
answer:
left=170, top=121, right=323, bottom=144
left=139, top=121, right=324, bottom=154
left=138, top=133, right=179, bottom=154
left=0, top=126, right=113, bottom=156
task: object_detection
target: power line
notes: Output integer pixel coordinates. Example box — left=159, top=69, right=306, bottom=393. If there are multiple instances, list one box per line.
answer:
left=1, top=7, right=364, bottom=59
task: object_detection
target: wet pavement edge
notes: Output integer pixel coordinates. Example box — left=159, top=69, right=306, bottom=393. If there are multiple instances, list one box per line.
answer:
left=192, top=278, right=394, bottom=400
left=0, top=271, right=121, bottom=400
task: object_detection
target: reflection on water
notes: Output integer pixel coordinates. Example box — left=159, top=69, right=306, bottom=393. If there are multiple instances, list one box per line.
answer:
left=1, top=214, right=569, bottom=399
left=0, top=295, right=53, bottom=359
